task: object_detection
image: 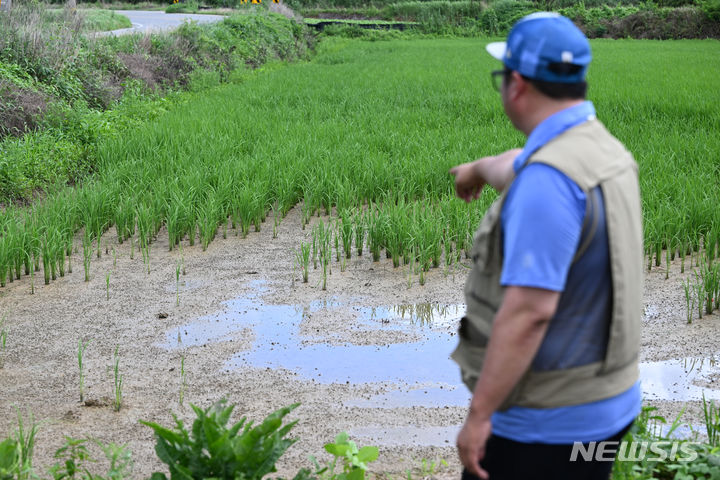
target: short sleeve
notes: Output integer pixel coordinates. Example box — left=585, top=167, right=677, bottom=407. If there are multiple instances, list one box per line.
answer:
left=499, top=163, right=586, bottom=291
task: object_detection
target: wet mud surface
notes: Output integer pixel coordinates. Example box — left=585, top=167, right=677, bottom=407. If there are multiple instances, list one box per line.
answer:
left=1, top=206, right=719, bottom=478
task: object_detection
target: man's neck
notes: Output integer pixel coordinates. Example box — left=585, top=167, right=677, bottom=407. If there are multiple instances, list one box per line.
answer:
left=520, top=98, right=586, bottom=137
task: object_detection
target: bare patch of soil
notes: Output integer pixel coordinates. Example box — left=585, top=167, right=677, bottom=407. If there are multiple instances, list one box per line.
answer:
left=0, top=206, right=718, bottom=478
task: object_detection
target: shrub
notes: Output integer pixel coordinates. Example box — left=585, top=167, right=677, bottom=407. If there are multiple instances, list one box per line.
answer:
left=166, top=1, right=200, bottom=13
left=702, top=0, right=720, bottom=20
left=141, top=400, right=307, bottom=480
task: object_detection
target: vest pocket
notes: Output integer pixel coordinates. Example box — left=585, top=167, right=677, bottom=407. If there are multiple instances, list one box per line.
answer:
left=451, top=317, right=489, bottom=392
left=470, top=199, right=503, bottom=273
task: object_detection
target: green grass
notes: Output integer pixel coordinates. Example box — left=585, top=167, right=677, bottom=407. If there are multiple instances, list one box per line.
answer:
left=44, top=8, right=132, bottom=32
left=81, top=9, right=133, bottom=31
left=1, top=38, right=719, bottom=289
left=304, top=17, right=417, bottom=24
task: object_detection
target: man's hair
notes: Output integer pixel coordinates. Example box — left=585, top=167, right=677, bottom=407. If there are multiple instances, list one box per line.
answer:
left=505, top=64, right=588, bottom=100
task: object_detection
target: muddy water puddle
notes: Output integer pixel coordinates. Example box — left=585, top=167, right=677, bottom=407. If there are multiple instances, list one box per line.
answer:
left=160, top=287, right=470, bottom=407
left=350, top=425, right=461, bottom=447
left=640, top=356, right=720, bottom=402
left=161, top=286, right=720, bottom=414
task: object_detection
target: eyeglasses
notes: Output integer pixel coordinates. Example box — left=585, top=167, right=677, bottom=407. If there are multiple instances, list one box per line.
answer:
left=491, top=69, right=509, bottom=92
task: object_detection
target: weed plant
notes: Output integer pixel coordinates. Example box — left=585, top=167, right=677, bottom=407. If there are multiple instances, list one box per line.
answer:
left=140, top=400, right=304, bottom=480
left=310, top=432, right=378, bottom=480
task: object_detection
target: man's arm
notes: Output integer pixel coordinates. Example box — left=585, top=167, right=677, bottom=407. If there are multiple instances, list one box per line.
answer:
left=456, top=286, right=560, bottom=479
left=449, top=148, right=522, bottom=201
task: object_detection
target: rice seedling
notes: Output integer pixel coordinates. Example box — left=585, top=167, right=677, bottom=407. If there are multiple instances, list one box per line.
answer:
left=683, top=278, right=695, bottom=324
left=407, top=254, right=414, bottom=289
left=693, top=271, right=705, bottom=320
left=272, top=204, right=280, bottom=239
left=112, top=346, right=123, bottom=412
left=339, top=211, right=353, bottom=260
left=179, top=355, right=187, bottom=406
left=82, top=231, right=92, bottom=283
left=198, top=195, right=220, bottom=251
left=354, top=211, right=366, bottom=257
left=311, top=220, right=334, bottom=290
left=0, top=318, right=7, bottom=369
left=176, top=261, right=181, bottom=306
left=680, top=237, right=687, bottom=274
left=143, top=243, right=152, bottom=274
left=106, top=272, right=110, bottom=300
left=703, top=393, right=720, bottom=448
left=180, top=244, right=186, bottom=275
left=334, top=230, right=340, bottom=263
left=78, top=338, right=89, bottom=402
left=367, top=206, right=384, bottom=263
left=296, top=242, right=310, bottom=283
left=29, top=262, right=35, bottom=295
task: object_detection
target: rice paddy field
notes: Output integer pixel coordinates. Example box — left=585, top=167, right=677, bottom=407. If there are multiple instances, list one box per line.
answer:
left=2, top=36, right=720, bottom=478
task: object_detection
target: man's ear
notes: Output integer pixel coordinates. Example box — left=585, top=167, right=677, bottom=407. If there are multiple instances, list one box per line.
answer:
left=506, top=71, right=528, bottom=101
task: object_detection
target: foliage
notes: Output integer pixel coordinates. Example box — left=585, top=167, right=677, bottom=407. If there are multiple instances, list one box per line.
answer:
left=0, top=438, right=21, bottom=480
left=0, top=411, right=38, bottom=480
left=48, top=437, right=133, bottom=480
left=140, top=400, right=302, bottom=480
left=611, top=406, right=720, bottom=480
left=165, top=1, right=199, bottom=14
left=561, top=4, right=720, bottom=39
left=702, top=0, right=720, bottom=20
left=311, top=432, right=379, bottom=480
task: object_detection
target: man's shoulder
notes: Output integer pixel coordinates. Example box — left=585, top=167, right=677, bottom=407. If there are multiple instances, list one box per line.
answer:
left=529, top=120, right=636, bottom=191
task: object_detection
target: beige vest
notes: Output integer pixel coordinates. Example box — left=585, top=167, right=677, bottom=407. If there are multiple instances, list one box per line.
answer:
left=451, top=119, right=643, bottom=410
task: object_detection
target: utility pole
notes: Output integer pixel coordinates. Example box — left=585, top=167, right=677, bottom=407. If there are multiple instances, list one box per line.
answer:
left=0, top=0, right=12, bottom=13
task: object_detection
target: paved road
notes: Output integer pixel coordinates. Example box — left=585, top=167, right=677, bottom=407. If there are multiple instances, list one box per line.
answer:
left=97, top=10, right=225, bottom=36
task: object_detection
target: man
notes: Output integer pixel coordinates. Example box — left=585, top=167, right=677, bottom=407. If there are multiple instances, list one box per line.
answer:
left=449, top=13, right=643, bottom=480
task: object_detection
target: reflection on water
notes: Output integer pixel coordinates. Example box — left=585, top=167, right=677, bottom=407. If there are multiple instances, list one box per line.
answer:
left=640, top=356, right=720, bottom=402
left=161, top=283, right=720, bottom=410
left=359, top=304, right=463, bottom=328
left=223, top=302, right=464, bottom=386
left=161, top=289, right=466, bottom=406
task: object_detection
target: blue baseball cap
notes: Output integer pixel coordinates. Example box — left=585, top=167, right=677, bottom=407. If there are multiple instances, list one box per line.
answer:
left=486, top=12, right=591, bottom=84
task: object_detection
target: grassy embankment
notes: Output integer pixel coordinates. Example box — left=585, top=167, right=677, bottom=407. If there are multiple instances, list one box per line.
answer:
left=0, top=4, right=310, bottom=205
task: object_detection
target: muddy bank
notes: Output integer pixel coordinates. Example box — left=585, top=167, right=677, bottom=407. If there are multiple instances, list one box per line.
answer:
left=0, top=205, right=718, bottom=478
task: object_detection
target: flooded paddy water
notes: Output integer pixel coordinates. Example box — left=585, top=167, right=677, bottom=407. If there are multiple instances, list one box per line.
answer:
left=1, top=206, right=720, bottom=478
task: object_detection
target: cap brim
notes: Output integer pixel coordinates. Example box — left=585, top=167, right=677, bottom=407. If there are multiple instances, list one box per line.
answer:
left=486, top=42, right=507, bottom=61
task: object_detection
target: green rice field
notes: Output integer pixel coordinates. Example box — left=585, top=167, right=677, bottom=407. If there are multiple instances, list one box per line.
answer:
left=1, top=37, right=719, bottom=291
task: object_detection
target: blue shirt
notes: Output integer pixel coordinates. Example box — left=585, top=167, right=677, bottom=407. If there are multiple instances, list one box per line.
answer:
left=491, top=101, right=641, bottom=444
